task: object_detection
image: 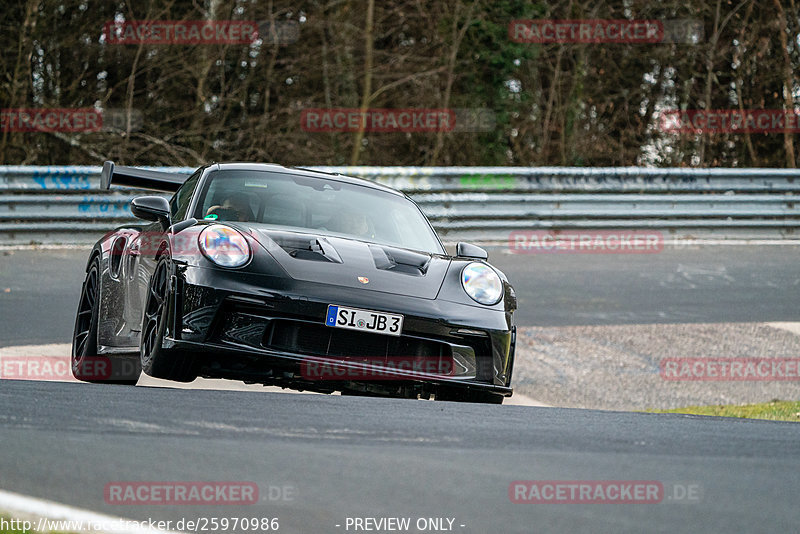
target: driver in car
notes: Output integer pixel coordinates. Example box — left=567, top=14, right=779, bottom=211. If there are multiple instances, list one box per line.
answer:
left=206, top=192, right=253, bottom=222
left=336, top=212, right=374, bottom=239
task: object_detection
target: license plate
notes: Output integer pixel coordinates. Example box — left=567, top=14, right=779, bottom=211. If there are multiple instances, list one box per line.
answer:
left=325, top=305, right=403, bottom=336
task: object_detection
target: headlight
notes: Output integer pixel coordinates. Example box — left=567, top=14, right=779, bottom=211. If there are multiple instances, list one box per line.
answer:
left=198, top=224, right=250, bottom=268
left=461, top=262, right=503, bottom=305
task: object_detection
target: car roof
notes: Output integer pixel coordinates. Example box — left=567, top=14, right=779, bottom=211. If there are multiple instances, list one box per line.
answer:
left=205, top=162, right=404, bottom=197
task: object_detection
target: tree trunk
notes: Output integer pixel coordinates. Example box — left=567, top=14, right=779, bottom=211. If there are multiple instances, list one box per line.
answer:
left=350, top=0, right=374, bottom=165
left=773, top=0, right=796, bottom=167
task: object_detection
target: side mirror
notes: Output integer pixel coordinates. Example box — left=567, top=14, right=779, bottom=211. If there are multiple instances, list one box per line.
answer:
left=456, top=242, right=488, bottom=260
left=131, top=196, right=171, bottom=225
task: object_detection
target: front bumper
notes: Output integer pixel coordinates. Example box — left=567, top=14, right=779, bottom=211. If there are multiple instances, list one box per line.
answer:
left=163, top=264, right=515, bottom=397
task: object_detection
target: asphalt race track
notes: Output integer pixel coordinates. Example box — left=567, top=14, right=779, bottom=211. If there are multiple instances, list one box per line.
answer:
left=2, top=244, right=800, bottom=346
left=1, top=245, right=800, bottom=533
left=1, top=380, right=800, bottom=534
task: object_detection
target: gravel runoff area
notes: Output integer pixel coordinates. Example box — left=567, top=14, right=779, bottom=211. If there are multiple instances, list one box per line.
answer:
left=513, top=322, right=800, bottom=410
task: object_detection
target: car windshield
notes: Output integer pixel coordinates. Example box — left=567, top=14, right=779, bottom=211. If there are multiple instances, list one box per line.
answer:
left=194, top=169, right=444, bottom=254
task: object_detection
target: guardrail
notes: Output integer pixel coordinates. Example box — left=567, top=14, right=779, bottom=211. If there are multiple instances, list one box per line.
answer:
left=1, top=166, right=798, bottom=244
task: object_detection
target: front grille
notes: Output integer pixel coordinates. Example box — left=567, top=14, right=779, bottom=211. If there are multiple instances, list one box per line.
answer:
left=263, top=319, right=452, bottom=360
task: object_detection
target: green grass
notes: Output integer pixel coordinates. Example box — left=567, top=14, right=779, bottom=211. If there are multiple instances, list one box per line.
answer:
left=649, top=400, right=800, bottom=422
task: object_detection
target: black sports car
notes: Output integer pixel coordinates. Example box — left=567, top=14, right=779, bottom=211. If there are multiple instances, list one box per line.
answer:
left=71, top=161, right=517, bottom=403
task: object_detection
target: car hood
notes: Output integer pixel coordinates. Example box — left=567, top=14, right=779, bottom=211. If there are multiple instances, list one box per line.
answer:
left=240, top=225, right=450, bottom=300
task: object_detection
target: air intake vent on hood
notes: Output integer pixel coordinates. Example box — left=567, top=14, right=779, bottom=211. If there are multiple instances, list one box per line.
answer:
left=268, top=231, right=342, bottom=263
left=369, top=245, right=431, bottom=276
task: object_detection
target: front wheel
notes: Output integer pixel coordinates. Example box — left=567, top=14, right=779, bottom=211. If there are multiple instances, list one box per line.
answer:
left=140, top=258, right=198, bottom=383
left=71, top=257, right=141, bottom=385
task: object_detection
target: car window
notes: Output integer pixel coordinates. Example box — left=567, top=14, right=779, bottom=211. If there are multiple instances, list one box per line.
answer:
left=170, top=169, right=202, bottom=220
left=193, top=170, right=444, bottom=254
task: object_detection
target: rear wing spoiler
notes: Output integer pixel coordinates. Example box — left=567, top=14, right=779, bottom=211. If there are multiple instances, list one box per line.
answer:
left=100, top=160, right=190, bottom=193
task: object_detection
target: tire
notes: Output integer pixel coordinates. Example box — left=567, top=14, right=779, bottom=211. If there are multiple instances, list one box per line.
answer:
left=140, top=257, right=198, bottom=382
left=71, top=257, right=141, bottom=385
